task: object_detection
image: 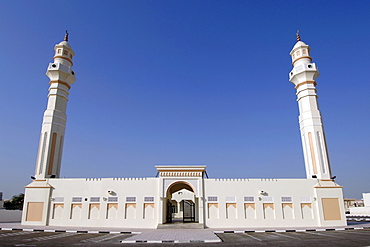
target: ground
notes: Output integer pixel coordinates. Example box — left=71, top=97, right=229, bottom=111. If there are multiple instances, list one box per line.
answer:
left=1, top=229, right=370, bottom=246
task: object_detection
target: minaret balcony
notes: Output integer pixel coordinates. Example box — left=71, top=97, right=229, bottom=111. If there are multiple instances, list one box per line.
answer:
left=46, top=63, right=76, bottom=85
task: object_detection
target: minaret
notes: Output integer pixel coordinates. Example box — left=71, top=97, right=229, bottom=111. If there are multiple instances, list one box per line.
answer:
left=34, top=32, right=76, bottom=179
left=289, top=32, right=332, bottom=179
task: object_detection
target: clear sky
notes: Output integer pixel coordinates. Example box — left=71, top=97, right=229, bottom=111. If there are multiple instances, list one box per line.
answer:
left=0, top=0, right=369, bottom=200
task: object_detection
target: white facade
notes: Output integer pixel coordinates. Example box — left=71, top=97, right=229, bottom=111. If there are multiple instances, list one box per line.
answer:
left=22, top=35, right=347, bottom=229
left=22, top=167, right=346, bottom=228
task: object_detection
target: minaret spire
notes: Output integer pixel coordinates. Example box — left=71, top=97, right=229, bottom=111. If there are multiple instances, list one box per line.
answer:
left=289, top=38, right=332, bottom=180
left=296, top=30, right=301, bottom=41
left=34, top=36, right=76, bottom=179
left=64, top=30, right=69, bottom=42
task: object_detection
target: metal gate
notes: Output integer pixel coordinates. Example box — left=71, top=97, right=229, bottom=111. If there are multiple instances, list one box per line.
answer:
left=183, top=200, right=195, bottom=222
left=167, top=200, right=175, bottom=223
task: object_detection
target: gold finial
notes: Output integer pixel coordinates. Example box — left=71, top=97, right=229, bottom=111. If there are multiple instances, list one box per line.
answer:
left=64, top=30, right=69, bottom=42
left=296, top=30, right=301, bottom=41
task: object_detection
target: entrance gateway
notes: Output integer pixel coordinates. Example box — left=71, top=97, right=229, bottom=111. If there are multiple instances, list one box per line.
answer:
left=157, top=165, right=205, bottom=225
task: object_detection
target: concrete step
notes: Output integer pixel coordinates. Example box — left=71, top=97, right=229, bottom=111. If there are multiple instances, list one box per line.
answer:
left=157, top=222, right=204, bottom=229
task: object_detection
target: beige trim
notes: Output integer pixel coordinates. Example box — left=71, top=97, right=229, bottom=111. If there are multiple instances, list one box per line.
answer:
left=301, top=203, right=312, bottom=209
left=166, top=181, right=197, bottom=196
left=294, top=80, right=317, bottom=89
left=320, top=179, right=334, bottom=181
left=71, top=204, right=82, bottom=209
left=126, top=203, right=136, bottom=209
left=282, top=203, right=293, bottom=209
left=144, top=203, right=154, bottom=209
left=24, top=185, right=53, bottom=188
left=322, top=198, right=342, bottom=220
left=244, top=203, right=255, bottom=210
left=89, top=203, right=100, bottom=210
left=314, top=186, right=343, bottom=188
left=263, top=203, right=274, bottom=210
left=49, top=80, right=71, bottom=90
left=54, top=203, right=64, bottom=209
left=208, top=203, right=218, bottom=208
left=158, top=169, right=204, bottom=173
left=53, top=55, right=73, bottom=65
left=292, top=56, right=312, bottom=65
left=226, top=203, right=237, bottom=208
left=308, top=132, right=318, bottom=174
left=26, top=202, right=44, bottom=221
left=107, top=203, right=118, bottom=210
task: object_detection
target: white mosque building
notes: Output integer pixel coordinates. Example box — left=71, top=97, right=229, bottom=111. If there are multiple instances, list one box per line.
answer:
left=21, top=33, right=346, bottom=229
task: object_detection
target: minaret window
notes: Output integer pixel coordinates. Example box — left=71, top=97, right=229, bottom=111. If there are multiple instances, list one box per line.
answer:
left=38, top=132, right=48, bottom=175
left=57, top=49, right=61, bottom=54
left=48, top=133, right=57, bottom=175
left=69, top=54, right=72, bottom=59
left=316, top=131, right=326, bottom=174
left=63, top=50, right=68, bottom=55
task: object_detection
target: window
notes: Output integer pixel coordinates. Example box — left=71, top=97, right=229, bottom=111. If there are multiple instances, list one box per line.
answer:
left=300, top=196, right=312, bottom=203
left=244, top=196, right=254, bottom=202
left=90, top=197, right=100, bottom=202
left=261, top=196, right=274, bottom=203
left=207, top=196, right=218, bottom=202
left=72, top=197, right=82, bottom=203
left=126, top=197, right=136, bottom=202
left=281, top=196, right=292, bottom=202
left=144, top=197, right=154, bottom=202
left=54, top=197, right=64, bottom=202
left=226, top=196, right=236, bottom=202
left=108, top=197, right=118, bottom=202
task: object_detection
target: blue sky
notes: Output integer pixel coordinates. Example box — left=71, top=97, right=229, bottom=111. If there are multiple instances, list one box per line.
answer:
left=0, top=0, right=369, bottom=200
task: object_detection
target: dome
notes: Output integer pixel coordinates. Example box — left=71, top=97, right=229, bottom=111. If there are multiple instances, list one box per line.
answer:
left=292, top=40, right=307, bottom=50
left=58, top=40, right=72, bottom=49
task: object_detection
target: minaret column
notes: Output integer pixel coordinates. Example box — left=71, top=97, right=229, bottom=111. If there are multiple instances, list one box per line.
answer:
left=34, top=32, right=76, bottom=179
left=289, top=34, right=332, bottom=179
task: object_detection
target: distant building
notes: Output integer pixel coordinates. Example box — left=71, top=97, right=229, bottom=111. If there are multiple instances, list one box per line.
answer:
left=344, top=199, right=356, bottom=213
left=22, top=34, right=346, bottom=229
left=350, top=193, right=370, bottom=215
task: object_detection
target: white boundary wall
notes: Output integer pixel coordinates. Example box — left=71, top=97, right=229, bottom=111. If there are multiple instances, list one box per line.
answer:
left=0, top=210, right=22, bottom=222
left=22, top=176, right=346, bottom=228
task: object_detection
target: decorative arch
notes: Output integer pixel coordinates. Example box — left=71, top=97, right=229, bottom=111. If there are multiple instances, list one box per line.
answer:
left=165, top=181, right=196, bottom=198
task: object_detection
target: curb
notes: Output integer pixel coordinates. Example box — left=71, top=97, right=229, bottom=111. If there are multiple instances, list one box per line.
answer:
left=347, top=218, right=370, bottom=222
left=0, top=227, right=140, bottom=235
left=214, top=227, right=370, bottom=233
left=120, top=239, right=222, bottom=243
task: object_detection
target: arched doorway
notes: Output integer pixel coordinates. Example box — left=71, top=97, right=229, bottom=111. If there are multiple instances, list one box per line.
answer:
left=165, top=181, right=197, bottom=223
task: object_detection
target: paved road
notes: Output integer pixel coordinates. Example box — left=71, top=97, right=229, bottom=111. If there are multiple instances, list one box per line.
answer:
left=1, top=229, right=370, bottom=246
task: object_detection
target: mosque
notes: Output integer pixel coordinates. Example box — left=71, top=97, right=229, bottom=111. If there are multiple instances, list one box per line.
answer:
left=21, top=33, right=346, bottom=229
